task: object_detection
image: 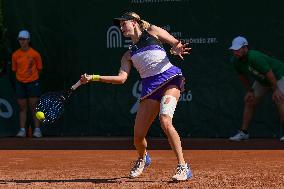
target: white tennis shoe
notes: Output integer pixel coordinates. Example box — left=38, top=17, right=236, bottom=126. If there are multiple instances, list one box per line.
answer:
left=33, top=129, right=42, bottom=138
left=16, top=129, right=26, bottom=138
left=172, top=163, right=192, bottom=181
left=280, top=136, right=284, bottom=142
left=229, top=131, right=249, bottom=141
left=129, top=153, right=151, bottom=178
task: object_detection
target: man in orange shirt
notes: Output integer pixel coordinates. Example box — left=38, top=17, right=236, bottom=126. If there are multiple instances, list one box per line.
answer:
left=12, top=30, right=43, bottom=138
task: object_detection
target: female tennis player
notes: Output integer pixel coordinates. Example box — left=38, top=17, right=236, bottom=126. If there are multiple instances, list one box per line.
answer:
left=80, top=12, right=192, bottom=181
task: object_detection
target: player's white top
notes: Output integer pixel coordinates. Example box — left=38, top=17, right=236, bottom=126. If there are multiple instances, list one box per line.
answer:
left=130, top=30, right=173, bottom=78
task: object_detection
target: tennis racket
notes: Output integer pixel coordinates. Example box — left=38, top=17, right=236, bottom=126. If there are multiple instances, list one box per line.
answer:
left=36, top=80, right=82, bottom=125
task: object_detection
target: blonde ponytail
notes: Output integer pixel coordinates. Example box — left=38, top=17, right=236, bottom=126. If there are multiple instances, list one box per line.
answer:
left=125, top=12, right=151, bottom=30
left=139, top=19, right=151, bottom=30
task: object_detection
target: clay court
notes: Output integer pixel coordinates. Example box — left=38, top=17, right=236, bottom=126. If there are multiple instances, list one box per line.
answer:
left=0, top=138, right=284, bottom=189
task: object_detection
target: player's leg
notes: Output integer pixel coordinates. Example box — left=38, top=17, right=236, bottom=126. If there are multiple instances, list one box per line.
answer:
left=230, top=81, right=268, bottom=141
left=130, top=99, right=159, bottom=178
left=159, top=86, right=183, bottom=164
left=159, top=86, right=192, bottom=181
left=134, top=99, right=159, bottom=157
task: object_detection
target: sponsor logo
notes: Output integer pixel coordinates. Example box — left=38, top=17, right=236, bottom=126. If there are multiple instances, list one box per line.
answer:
left=106, top=25, right=217, bottom=49
left=179, top=90, right=192, bottom=102
left=107, top=26, right=122, bottom=48
left=130, top=80, right=192, bottom=114
left=0, top=98, right=13, bottom=119
left=106, top=26, right=132, bottom=48
left=161, top=25, right=218, bottom=45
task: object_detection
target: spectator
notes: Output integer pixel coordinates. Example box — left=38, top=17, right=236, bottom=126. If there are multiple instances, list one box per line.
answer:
left=228, top=36, right=284, bottom=142
left=12, top=30, right=43, bottom=138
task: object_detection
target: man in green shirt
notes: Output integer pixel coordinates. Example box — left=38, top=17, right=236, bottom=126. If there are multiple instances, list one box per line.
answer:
left=229, top=36, right=284, bottom=142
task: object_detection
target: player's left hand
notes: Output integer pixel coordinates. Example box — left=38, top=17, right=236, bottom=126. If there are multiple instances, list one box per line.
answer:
left=272, top=88, right=284, bottom=104
left=170, top=42, right=191, bottom=60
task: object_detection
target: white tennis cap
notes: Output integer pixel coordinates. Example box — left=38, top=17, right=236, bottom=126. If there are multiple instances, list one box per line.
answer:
left=229, top=36, right=248, bottom=50
left=18, top=30, right=30, bottom=39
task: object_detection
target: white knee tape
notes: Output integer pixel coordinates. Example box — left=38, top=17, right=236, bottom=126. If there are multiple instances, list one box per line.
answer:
left=159, top=95, right=178, bottom=118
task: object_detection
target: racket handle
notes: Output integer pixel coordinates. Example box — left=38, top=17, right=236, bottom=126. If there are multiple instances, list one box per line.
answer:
left=71, top=80, right=82, bottom=90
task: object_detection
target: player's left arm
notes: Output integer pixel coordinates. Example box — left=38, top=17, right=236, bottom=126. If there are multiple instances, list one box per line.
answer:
left=147, top=25, right=191, bottom=60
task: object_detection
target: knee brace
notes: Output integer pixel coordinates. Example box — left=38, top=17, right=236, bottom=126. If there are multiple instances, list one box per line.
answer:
left=159, top=95, right=178, bottom=118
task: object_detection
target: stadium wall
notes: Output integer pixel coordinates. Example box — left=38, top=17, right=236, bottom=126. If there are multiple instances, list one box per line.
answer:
left=1, top=0, right=284, bottom=137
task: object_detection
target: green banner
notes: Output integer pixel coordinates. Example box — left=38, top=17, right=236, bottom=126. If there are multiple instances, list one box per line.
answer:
left=2, top=0, right=284, bottom=137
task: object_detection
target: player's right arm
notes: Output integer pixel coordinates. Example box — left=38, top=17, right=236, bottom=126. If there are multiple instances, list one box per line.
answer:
left=81, top=51, right=132, bottom=85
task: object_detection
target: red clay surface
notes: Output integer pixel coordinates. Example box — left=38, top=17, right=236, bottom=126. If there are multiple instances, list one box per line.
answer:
left=0, top=138, right=283, bottom=188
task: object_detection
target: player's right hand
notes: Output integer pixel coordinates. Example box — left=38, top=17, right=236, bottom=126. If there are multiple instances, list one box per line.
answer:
left=80, top=73, right=92, bottom=84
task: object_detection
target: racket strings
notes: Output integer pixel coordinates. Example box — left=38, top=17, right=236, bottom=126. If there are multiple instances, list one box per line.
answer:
left=36, top=92, right=64, bottom=124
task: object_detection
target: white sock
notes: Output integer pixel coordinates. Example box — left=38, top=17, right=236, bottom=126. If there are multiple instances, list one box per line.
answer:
left=34, top=128, right=41, bottom=132
left=20, top=128, right=25, bottom=132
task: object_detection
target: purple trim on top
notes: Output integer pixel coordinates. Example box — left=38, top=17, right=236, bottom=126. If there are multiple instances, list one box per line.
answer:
left=130, top=44, right=166, bottom=57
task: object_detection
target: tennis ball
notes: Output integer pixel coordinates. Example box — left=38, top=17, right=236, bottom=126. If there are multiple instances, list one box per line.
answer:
left=36, top=111, right=45, bottom=121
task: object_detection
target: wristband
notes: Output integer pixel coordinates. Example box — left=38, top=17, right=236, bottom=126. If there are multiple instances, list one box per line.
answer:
left=92, top=74, right=100, bottom=81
